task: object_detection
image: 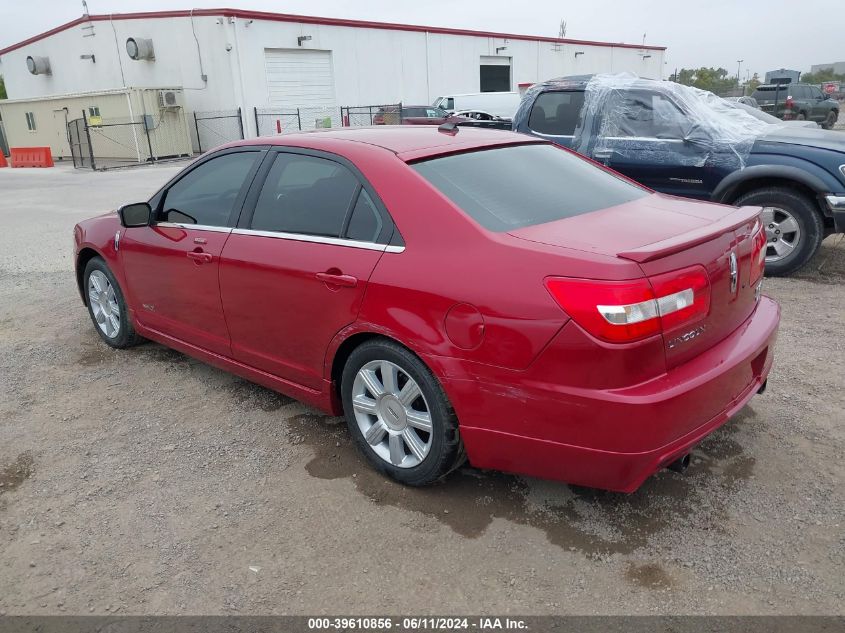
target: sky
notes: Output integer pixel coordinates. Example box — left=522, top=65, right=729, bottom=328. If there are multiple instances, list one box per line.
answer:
left=0, top=0, right=840, bottom=79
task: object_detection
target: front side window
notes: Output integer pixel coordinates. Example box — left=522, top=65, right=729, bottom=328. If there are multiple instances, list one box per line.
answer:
left=161, top=152, right=257, bottom=226
left=528, top=91, right=585, bottom=136
left=251, top=153, right=359, bottom=237
left=413, top=143, right=648, bottom=232
left=604, top=91, right=687, bottom=139
left=25, top=112, right=36, bottom=131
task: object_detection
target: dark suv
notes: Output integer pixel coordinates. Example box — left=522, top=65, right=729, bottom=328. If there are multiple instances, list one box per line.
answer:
left=513, top=75, right=845, bottom=275
left=751, top=83, right=839, bottom=129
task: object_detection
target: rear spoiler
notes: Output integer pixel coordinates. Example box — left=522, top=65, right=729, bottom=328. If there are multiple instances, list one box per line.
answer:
left=617, top=206, right=763, bottom=263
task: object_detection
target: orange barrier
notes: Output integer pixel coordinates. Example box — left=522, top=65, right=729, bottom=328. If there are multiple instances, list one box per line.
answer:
left=10, top=147, right=54, bottom=168
left=0, top=153, right=8, bottom=168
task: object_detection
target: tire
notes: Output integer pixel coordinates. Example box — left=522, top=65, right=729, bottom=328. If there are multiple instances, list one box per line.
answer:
left=83, top=257, right=143, bottom=348
left=822, top=111, right=837, bottom=130
left=341, top=338, right=465, bottom=486
left=733, top=187, right=824, bottom=277
left=796, top=112, right=806, bottom=121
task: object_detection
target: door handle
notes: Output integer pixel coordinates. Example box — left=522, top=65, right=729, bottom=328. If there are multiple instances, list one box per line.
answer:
left=187, top=251, right=213, bottom=264
left=593, top=149, right=613, bottom=160
left=316, top=272, right=358, bottom=288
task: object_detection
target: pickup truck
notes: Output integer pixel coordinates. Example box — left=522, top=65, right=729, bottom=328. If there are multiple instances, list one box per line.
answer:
left=512, top=75, right=845, bottom=275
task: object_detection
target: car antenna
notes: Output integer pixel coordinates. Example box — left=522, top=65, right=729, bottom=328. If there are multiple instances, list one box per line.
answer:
left=438, top=121, right=459, bottom=135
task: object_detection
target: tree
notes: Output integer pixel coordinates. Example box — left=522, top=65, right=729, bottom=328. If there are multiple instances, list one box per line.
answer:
left=801, top=67, right=845, bottom=85
left=673, top=67, right=738, bottom=95
left=746, top=72, right=761, bottom=94
left=0, top=75, right=6, bottom=100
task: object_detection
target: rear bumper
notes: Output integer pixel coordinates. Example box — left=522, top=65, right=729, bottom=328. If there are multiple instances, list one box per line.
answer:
left=443, top=296, right=780, bottom=492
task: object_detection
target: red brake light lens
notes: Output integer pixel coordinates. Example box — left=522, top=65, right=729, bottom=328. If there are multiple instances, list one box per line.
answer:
left=545, top=266, right=711, bottom=343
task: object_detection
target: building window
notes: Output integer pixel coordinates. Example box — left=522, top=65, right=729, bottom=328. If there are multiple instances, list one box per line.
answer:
left=25, top=112, right=36, bottom=131
left=87, top=106, right=102, bottom=126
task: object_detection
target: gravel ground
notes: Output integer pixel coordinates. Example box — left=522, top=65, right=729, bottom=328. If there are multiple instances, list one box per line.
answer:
left=0, top=163, right=843, bottom=616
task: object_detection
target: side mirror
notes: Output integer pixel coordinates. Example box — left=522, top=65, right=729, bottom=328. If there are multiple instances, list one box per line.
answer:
left=118, top=202, right=152, bottom=228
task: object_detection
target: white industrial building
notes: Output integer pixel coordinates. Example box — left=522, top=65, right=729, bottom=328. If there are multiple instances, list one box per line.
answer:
left=0, top=8, right=666, bottom=159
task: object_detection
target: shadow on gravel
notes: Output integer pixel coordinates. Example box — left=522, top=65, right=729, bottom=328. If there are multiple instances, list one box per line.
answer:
left=287, top=408, right=757, bottom=557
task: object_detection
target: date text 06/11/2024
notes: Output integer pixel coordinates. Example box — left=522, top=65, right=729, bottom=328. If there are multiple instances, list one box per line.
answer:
left=307, top=617, right=529, bottom=630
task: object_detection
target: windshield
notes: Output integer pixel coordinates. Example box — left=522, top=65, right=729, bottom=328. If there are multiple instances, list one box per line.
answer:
left=412, top=144, right=648, bottom=232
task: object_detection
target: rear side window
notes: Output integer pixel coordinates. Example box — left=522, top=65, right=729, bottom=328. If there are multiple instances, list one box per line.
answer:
left=162, top=151, right=257, bottom=226
left=345, top=189, right=383, bottom=242
left=251, top=153, right=358, bottom=237
left=528, top=91, right=585, bottom=135
left=413, top=143, right=648, bottom=232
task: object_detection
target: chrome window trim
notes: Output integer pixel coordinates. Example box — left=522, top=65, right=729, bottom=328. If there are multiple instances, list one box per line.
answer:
left=231, top=228, right=405, bottom=253
left=155, top=222, right=233, bottom=234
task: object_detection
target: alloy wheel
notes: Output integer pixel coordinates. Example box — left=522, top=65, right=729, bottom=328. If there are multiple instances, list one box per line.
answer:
left=88, top=270, right=121, bottom=338
left=351, top=360, right=433, bottom=468
left=762, top=206, right=801, bottom=264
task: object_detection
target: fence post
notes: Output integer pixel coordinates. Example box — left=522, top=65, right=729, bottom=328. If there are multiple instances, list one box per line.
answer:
left=194, top=111, right=203, bottom=153
left=143, top=117, right=155, bottom=163
left=82, top=110, right=96, bottom=170
left=296, top=108, right=302, bottom=131
left=253, top=107, right=260, bottom=137
left=369, top=106, right=373, bottom=125
left=237, top=107, right=245, bottom=139
left=399, top=102, right=404, bottom=124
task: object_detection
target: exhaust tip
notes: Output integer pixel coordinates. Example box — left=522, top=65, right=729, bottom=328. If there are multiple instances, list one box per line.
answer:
left=667, top=453, right=691, bottom=474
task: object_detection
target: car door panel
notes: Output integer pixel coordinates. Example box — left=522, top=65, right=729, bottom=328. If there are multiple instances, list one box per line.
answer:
left=218, top=150, right=394, bottom=391
left=220, top=234, right=383, bottom=389
left=119, top=150, right=262, bottom=356
left=121, top=224, right=232, bottom=355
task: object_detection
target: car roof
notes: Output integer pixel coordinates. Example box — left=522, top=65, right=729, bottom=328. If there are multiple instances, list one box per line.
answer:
left=222, top=126, right=543, bottom=161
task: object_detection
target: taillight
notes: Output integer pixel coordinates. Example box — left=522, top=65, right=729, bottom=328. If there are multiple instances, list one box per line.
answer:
left=749, top=221, right=766, bottom=283
left=545, top=266, right=711, bottom=343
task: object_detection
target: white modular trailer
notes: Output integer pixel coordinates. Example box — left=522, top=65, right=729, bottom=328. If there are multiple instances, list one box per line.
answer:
left=0, top=9, right=667, bottom=139
left=0, top=88, right=192, bottom=162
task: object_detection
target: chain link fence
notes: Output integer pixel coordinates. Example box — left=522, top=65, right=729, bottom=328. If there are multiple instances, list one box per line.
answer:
left=68, top=110, right=193, bottom=170
left=193, top=108, right=245, bottom=153
left=255, top=103, right=402, bottom=136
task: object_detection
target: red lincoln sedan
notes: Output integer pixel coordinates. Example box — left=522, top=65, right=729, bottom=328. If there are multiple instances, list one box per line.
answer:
left=73, top=126, right=779, bottom=492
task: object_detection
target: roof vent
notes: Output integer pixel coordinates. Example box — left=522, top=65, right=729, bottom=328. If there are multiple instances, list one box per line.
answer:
left=26, top=56, right=51, bottom=75
left=126, top=37, right=155, bottom=61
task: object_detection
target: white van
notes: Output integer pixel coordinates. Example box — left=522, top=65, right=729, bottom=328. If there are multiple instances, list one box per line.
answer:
left=432, top=92, right=522, bottom=119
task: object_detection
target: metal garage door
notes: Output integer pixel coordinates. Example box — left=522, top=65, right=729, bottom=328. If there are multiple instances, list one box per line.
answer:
left=264, top=49, right=336, bottom=109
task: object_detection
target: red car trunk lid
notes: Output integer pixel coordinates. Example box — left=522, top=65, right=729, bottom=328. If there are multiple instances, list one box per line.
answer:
left=510, top=194, right=764, bottom=367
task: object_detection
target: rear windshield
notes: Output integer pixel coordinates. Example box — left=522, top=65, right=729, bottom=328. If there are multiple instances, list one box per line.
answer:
left=412, top=143, right=648, bottom=232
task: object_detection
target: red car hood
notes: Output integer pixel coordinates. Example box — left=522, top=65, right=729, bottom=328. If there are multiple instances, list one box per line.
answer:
left=508, top=194, right=761, bottom=262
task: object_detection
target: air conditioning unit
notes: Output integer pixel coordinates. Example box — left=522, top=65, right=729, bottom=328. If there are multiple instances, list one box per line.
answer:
left=157, top=90, right=182, bottom=109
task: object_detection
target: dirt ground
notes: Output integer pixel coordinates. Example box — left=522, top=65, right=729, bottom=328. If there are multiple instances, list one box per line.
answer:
left=0, top=163, right=843, bottom=616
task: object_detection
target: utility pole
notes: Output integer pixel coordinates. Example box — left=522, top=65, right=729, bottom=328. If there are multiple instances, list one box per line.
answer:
left=737, top=59, right=743, bottom=82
